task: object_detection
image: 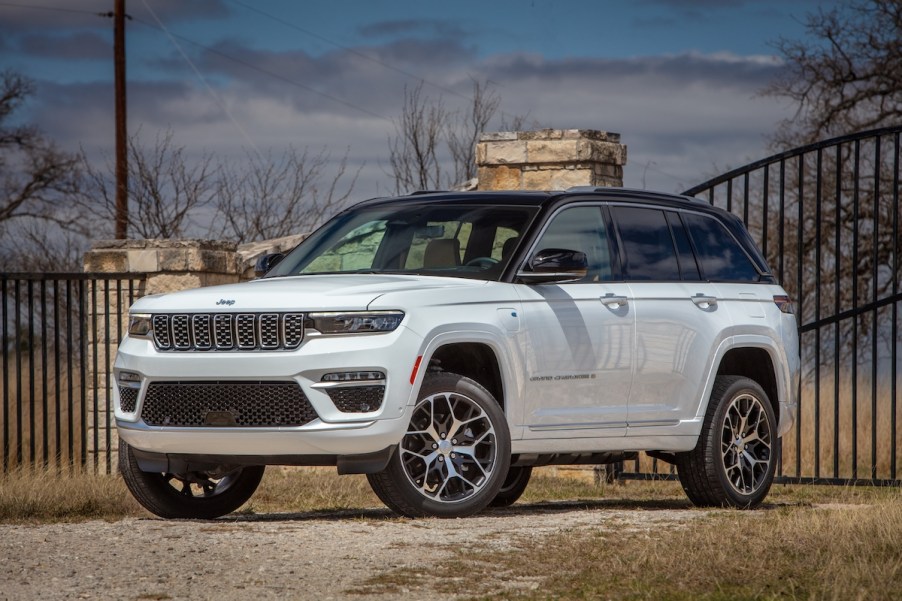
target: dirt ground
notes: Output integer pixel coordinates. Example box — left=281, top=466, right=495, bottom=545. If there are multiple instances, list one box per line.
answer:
left=0, top=500, right=712, bottom=600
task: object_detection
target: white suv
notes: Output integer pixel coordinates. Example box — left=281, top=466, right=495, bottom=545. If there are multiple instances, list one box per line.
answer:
left=115, top=188, right=799, bottom=519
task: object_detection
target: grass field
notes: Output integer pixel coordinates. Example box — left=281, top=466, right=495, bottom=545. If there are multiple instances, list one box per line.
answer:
left=2, top=466, right=900, bottom=599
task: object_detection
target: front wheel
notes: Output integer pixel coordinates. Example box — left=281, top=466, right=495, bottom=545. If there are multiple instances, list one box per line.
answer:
left=489, top=466, right=532, bottom=507
left=676, top=375, right=777, bottom=508
left=119, top=440, right=264, bottom=519
left=367, top=372, right=511, bottom=518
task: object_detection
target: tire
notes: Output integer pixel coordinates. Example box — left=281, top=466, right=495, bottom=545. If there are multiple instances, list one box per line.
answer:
left=676, top=375, right=778, bottom=508
left=489, top=466, right=532, bottom=508
left=367, top=372, right=511, bottom=518
left=118, top=439, right=265, bottom=519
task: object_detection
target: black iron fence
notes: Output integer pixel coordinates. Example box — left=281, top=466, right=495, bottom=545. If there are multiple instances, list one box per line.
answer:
left=1, top=273, right=145, bottom=473
left=3, top=129, right=901, bottom=485
left=620, top=125, right=902, bottom=486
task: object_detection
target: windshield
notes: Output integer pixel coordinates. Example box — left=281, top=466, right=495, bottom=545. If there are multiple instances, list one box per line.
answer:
left=266, top=203, right=538, bottom=281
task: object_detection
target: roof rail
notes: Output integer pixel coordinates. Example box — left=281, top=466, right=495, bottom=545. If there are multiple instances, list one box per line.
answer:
left=564, top=186, right=707, bottom=204
left=565, top=186, right=608, bottom=192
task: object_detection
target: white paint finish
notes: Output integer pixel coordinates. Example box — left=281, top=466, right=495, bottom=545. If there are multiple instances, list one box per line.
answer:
left=626, top=281, right=731, bottom=428
left=514, top=282, right=634, bottom=435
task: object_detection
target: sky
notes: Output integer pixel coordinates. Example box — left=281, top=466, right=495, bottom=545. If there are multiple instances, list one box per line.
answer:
left=0, top=0, right=843, bottom=206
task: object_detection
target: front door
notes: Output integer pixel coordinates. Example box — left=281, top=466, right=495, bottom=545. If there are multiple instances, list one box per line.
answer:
left=515, top=205, right=634, bottom=438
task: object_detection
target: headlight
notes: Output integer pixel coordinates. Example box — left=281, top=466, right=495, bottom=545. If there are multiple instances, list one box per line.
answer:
left=307, top=311, right=404, bottom=334
left=128, top=313, right=153, bottom=338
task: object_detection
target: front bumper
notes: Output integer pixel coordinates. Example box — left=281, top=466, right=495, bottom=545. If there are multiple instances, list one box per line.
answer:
left=114, top=325, right=422, bottom=458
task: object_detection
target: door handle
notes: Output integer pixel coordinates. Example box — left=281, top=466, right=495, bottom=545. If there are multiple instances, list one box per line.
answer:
left=691, top=294, right=718, bottom=309
left=601, top=294, right=628, bottom=309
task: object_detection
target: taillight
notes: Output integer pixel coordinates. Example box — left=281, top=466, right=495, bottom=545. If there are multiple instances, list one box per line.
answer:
left=773, top=295, right=794, bottom=314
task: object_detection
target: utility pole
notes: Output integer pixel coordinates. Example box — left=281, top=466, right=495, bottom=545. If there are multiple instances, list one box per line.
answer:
left=114, top=0, right=128, bottom=239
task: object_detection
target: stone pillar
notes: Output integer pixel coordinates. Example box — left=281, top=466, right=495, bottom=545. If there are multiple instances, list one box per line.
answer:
left=476, top=129, right=627, bottom=190
left=82, top=240, right=240, bottom=472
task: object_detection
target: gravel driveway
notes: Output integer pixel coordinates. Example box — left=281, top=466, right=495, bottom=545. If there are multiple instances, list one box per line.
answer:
left=1, top=501, right=710, bottom=600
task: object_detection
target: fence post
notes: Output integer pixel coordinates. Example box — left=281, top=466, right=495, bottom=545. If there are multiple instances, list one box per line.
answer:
left=476, top=129, right=627, bottom=190
left=82, top=240, right=240, bottom=473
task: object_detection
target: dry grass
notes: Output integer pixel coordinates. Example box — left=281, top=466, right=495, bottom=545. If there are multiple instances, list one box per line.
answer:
left=241, top=467, right=380, bottom=514
left=0, top=466, right=142, bottom=523
left=3, top=464, right=897, bottom=524
left=463, top=500, right=902, bottom=601
left=358, top=478, right=902, bottom=600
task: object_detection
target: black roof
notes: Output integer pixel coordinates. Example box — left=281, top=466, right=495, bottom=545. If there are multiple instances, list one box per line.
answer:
left=352, top=187, right=711, bottom=211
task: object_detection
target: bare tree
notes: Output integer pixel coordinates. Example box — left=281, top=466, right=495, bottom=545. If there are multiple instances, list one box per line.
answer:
left=214, top=147, right=359, bottom=244
left=755, top=1, right=902, bottom=368
left=388, top=82, right=448, bottom=194
left=388, top=79, right=529, bottom=194
left=78, top=129, right=217, bottom=239
left=0, top=70, right=81, bottom=230
left=765, top=0, right=902, bottom=146
left=447, top=78, right=500, bottom=184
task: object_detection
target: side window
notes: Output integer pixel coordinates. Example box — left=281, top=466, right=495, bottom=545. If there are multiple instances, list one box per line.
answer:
left=612, top=206, right=680, bottom=281
left=682, top=213, right=760, bottom=281
left=666, top=211, right=701, bottom=281
left=532, top=207, right=612, bottom=282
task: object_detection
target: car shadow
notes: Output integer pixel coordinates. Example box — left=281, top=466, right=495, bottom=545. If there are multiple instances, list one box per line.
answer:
left=199, top=496, right=716, bottom=524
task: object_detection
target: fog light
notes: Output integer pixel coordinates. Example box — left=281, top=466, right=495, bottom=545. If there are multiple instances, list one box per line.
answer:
left=118, top=371, right=142, bottom=388
left=321, top=371, right=385, bottom=382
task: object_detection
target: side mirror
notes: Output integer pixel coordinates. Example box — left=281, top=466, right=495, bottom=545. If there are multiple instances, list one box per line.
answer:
left=254, top=252, right=285, bottom=278
left=517, top=248, right=588, bottom=284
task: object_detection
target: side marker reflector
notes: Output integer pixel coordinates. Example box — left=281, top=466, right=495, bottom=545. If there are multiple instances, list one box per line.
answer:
left=410, top=356, right=423, bottom=385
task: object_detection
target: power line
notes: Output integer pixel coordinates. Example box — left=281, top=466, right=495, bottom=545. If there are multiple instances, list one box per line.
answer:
left=0, top=1, right=103, bottom=16
left=130, top=17, right=391, bottom=122
left=138, top=0, right=264, bottom=159
left=227, top=0, right=472, bottom=103
left=0, top=0, right=392, bottom=122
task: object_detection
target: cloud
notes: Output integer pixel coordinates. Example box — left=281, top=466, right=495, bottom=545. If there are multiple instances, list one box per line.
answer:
left=358, top=19, right=467, bottom=40
left=0, top=0, right=230, bottom=31
left=19, top=32, right=111, bottom=60
left=21, top=38, right=793, bottom=200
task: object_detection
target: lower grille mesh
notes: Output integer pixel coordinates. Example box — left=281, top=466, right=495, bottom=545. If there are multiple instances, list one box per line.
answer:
left=141, top=381, right=319, bottom=427
left=119, top=386, right=139, bottom=413
left=327, top=385, right=385, bottom=413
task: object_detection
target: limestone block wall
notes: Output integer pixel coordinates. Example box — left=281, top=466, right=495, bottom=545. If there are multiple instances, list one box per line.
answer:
left=82, top=239, right=240, bottom=472
left=476, top=129, right=627, bottom=190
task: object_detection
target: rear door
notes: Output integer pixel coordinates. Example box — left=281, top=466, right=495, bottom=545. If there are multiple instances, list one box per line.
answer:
left=610, top=205, right=732, bottom=430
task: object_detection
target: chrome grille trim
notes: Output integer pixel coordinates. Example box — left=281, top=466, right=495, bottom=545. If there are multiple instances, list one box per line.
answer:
left=150, top=313, right=305, bottom=351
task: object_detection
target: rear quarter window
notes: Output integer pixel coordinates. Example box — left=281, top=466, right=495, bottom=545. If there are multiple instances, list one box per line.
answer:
left=682, top=212, right=760, bottom=282
left=611, top=206, right=680, bottom=281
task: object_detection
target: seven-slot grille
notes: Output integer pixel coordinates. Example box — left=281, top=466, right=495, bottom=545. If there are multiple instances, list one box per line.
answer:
left=151, top=313, right=305, bottom=351
left=140, top=381, right=319, bottom=427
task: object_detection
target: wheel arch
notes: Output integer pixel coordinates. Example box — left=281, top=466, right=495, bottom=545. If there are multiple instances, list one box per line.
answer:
left=412, top=328, right=514, bottom=413
left=715, top=345, right=780, bottom=423
left=427, top=342, right=505, bottom=410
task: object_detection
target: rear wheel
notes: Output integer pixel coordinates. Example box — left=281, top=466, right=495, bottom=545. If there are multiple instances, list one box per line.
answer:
left=119, top=440, right=264, bottom=519
left=677, top=375, right=777, bottom=508
left=489, top=466, right=532, bottom=507
left=367, top=372, right=511, bottom=518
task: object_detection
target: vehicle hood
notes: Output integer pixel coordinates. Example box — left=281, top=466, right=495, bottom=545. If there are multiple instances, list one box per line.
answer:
left=129, top=274, right=489, bottom=313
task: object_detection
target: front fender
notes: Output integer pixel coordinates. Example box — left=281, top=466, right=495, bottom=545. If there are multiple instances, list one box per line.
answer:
left=409, top=324, right=525, bottom=440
